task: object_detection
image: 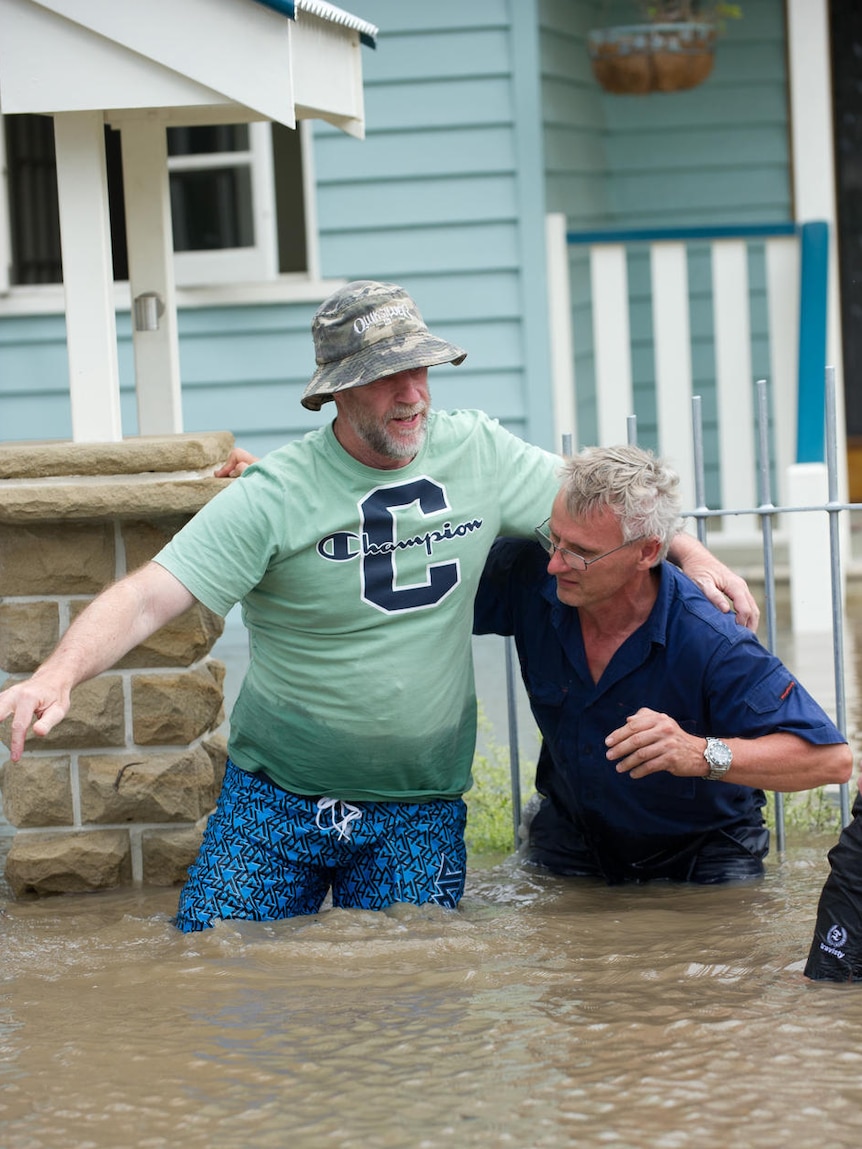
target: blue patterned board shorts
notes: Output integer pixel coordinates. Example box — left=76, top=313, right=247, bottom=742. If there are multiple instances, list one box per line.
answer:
left=174, top=760, right=468, bottom=932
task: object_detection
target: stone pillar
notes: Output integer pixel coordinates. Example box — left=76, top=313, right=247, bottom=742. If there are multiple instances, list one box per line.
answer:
left=0, top=433, right=235, bottom=897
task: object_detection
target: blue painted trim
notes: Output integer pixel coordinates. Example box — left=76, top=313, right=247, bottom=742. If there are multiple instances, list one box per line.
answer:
left=250, top=0, right=378, bottom=47
left=252, top=0, right=295, bottom=18
left=796, top=221, right=830, bottom=464
left=567, top=223, right=797, bottom=246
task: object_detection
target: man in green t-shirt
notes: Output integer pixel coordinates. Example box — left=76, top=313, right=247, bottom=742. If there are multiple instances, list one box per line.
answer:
left=0, top=280, right=758, bottom=930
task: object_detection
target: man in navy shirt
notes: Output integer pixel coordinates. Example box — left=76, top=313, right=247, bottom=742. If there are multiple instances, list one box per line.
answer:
left=474, top=445, right=852, bottom=884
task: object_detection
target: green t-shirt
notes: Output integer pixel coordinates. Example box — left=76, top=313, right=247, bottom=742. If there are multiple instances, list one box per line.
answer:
left=155, top=409, right=560, bottom=800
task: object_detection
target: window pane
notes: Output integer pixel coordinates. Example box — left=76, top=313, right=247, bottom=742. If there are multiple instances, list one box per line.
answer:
left=169, top=166, right=255, bottom=251
left=272, top=121, right=307, bottom=274
left=167, top=124, right=249, bottom=157
left=5, top=114, right=62, bottom=284
left=5, top=116, right=129, bottom=283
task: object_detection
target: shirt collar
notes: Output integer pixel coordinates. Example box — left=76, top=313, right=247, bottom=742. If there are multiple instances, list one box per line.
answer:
left=540, top=561, right=673, bottom=648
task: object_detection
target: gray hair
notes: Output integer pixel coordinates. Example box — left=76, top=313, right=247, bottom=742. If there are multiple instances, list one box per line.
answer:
left=558, top=445, right=682, bottom=562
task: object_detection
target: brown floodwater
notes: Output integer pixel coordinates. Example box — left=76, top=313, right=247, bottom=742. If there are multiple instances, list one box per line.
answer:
left=2, top=836, right=862, bottom=1149
left=3, top=569, right=862, bottom=1148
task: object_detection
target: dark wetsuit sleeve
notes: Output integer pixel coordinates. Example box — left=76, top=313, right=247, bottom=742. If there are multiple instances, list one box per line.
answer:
left=805, top=790, right=862, bottom=981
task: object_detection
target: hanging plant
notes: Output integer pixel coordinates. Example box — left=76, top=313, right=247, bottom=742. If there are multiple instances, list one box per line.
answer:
left=587, top=2, right=742, bottom=96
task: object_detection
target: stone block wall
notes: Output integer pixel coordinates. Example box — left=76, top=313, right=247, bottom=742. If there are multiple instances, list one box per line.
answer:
left=0, top=433, right=235, bottom=897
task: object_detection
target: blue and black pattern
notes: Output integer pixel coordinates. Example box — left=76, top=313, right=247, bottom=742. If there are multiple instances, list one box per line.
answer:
left=174, top=761, right=467, bottom=932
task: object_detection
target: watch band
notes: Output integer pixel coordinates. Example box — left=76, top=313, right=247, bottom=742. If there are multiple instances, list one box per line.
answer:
left=703, top=736, right=733, bottom=781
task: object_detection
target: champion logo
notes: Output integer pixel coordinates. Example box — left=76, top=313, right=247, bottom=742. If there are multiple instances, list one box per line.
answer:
left=317, top=517, right=483, bottom=562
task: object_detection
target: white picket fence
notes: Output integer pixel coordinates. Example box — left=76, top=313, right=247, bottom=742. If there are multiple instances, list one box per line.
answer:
left=546, top=213, right=806, bottom=535
left=544, top=213, right=852, bottom=636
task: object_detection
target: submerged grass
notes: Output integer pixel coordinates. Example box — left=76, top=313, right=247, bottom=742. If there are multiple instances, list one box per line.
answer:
left=765, top=786, right=845, bottom=836
left=464, top=705, right=537, bottom=857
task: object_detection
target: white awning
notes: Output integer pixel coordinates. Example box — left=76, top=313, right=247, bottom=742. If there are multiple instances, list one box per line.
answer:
left=0, top=0, right=378, bottom=443
left=0, top=0, right=377, bottom=137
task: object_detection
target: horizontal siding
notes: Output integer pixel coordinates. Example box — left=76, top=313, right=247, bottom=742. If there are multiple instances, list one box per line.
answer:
left=318, top=221, right=521, bottom=277
left=362, top=77, right=514, bottom=131
left=603, top=127, right=789, bottom=172
left=0, top=315, right=71, bottom=440
left=361, top=0, right=511, bottom=35
left=541, top=0, right=791, bottom=230
left=315, top=126, right=518, bottom=184
left=312, top=0, right=549, bottom=447
left=316, top=175, right=518, bottom=229
left=175, top=302, right=324, bottom=452
left=598, top=3, right=792, bottom=228
left=610, top=170, right=791, bottom=225
left=540, top=0, right=608, bottom=228
left=358, top=29, right=513, bottom=84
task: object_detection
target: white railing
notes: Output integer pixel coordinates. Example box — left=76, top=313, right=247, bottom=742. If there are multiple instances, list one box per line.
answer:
left=547, top=214, right=804, bottom=537
left=545, top=214, right=849, bottom=634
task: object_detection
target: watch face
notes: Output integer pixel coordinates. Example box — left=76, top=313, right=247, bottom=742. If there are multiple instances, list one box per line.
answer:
left=708, top=739, right=732, bottom=767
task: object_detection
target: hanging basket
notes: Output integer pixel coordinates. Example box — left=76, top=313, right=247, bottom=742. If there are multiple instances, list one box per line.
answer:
left=587, top=22, right=717, bottom=95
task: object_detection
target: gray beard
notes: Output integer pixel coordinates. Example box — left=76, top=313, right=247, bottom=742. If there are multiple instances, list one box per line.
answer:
left=348, top=405, right=428, bottom=461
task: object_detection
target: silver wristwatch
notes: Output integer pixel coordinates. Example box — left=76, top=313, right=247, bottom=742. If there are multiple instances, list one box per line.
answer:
left=703, top=737, right=733, bottom=780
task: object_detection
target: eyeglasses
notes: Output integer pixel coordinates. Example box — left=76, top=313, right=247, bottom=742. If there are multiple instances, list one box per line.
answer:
left=534, top=519, right=645, bottom=572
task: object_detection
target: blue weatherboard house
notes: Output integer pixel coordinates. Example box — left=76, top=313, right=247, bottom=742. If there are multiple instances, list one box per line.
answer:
left=0, top=0, right=856, bottom=509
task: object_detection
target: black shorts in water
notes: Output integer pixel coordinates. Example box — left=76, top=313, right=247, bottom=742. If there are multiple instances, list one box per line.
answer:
left=805, top=791, right=862, bottom=982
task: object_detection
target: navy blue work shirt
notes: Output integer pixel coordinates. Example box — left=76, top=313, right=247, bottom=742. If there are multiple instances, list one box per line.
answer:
left=474, top=539, right=845, bottom=862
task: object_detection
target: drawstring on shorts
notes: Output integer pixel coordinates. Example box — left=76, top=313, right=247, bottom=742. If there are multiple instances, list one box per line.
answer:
left=315, top=797, right=363, bottom=841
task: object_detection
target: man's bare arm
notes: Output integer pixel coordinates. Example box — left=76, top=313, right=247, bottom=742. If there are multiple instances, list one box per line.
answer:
left=605, top=708, right=852, bottom=791
left=0, top=563, right=195, bottom=761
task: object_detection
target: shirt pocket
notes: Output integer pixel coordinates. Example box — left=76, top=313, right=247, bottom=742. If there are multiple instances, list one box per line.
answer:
left=525, top=674, right=568, bottom=708
left=743, top=665, right=796, bottom=718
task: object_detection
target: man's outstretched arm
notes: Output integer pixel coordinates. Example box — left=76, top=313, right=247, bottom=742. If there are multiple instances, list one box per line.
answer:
left=0, top=562, right=195, bottom=761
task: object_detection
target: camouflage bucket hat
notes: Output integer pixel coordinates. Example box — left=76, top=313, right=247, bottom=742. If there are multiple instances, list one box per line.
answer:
left=301, top=280, right=467, bottom=411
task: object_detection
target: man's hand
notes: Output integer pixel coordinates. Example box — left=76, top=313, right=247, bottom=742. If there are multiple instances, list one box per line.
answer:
left=214, top=448, right=259, bottom=478
left=605, top=708, right=705, bottom=780
left=0, top=669, right=73, bottom=762
left=669, top=534, right=760, bottom=631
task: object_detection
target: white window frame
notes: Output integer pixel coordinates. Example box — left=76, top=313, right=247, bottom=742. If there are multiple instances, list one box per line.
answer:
left=0, top=120, right=10, bottom=295
left=168, top=120, right=277, bottom=287
left=0, top=115, right=325, bottom=312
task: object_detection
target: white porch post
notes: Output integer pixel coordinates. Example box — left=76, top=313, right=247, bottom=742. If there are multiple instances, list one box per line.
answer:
left=546, top=213, right=576, bottom=452
left=119, top=117, right=183, bottom=435
left=591, top=244, right=633, bottom=445
left=712, top=239, right=756, bottom=537
left=53, top=110, right=122, bottom=443
left=786, top=0, right=846, bottom=632
left=651, top=242, right=694, bottom=506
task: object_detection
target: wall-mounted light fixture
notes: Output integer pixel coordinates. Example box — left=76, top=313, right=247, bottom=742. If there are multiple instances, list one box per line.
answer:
left=133, top=292, right=165, bottom=332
